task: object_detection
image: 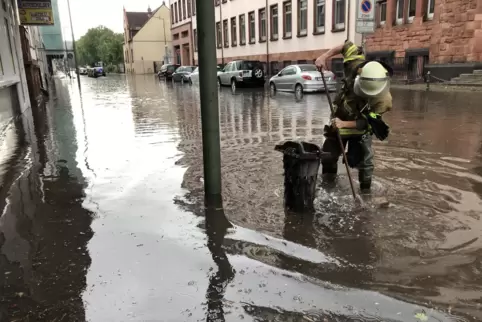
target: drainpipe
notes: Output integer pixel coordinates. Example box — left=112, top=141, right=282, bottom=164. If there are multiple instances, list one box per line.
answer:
left=219, top=2, right=224, bottom=65
left=266, top=0, right=270, bottom=76
left=190, top=19, right=195, bottom=65
left=346, top=0, right=351, bottom=42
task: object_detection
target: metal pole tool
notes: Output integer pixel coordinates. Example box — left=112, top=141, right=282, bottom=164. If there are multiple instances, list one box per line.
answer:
left=320, top=69, right=358, bottom=202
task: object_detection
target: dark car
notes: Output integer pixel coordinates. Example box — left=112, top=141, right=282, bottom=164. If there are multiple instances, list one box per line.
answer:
left=158, top=64, right=180, bottom=80
left=218, top=60, right=265, bottom=91
left=171, top=66, right=196, bottom=83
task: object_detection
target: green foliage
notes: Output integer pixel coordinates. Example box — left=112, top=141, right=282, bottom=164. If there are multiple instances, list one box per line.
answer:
left=76, top=26, right=123, bottom=68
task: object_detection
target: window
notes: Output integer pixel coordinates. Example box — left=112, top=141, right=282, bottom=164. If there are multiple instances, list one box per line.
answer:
left=427, top=0, right=434, bottom=19
left=182, top=0, right=186, bottom=19
left=5, top=18, right=15, bottom=74
left=248, top=11, right=255, bottom=44
left=408, top=0, right=416, bottom=22
left=297, top=0, right=307, bottom=36
left=280, top=66, right=296, bottom=76
left=174, top=2, right=178, bottom=23
left=270, top=5, right=278, bottom=40
left=192, top=0, right=196, bottom=15
left=283, top=1, right=292, bottom=38
left=379, top=1, right=387, bottom=25
left=187, top=0, right=191, bottom=17
left=178, top=1, right=182, bottom=21
left=181, top=30, right=188, bottom=38
left=396, top=0, right=404, bottom=24
left=193, top=29, right=198, bottom=51
left=231, top=17, right=237, bottom=46
left=239, top=14, right=246, bottom=45
left=171, top=4, right=174, bottom=22
left=314, top=0, right=325, bottom=33
left=216, top=22, right=222, bottom=48
left=259, top=8, right=267, bottom=41
left=333, top=0, right=345, bottom=30
left=223, top=19, right=229, bottom=47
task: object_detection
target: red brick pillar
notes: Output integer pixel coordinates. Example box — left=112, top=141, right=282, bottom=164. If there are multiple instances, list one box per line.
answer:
left=415, top=0, right=425, bottom=20
left=386, top=0, right=396, bottom=26
left=474, top=0, right=482, bottom=60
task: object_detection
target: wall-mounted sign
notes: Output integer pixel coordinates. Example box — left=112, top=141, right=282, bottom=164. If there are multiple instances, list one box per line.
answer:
left=17, top=0, right=54, bottom=25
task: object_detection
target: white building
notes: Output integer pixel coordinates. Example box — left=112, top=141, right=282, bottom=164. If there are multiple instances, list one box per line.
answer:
left=0, top=0, right=31, bottom=125
left=192, top=0, right=361, bottom=73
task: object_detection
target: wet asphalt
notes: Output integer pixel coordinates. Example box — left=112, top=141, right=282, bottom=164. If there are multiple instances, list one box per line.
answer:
left=0, top=74, right=481, bottom=322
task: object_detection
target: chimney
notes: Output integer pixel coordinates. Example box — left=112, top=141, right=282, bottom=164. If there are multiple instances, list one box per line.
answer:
left=147, top=6, right=152, bottom=18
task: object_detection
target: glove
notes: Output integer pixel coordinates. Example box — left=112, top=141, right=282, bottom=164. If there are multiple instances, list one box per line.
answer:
left=367, top=113, right=390, bottom=141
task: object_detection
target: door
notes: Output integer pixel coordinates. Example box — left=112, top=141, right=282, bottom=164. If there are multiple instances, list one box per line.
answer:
left=220, top=62, right=232, bottom=85
left=285, top=67, right=299, bottom=92
left=274, top=67, right=288, bottom=90
left=278, top=66, right=296, bottom=91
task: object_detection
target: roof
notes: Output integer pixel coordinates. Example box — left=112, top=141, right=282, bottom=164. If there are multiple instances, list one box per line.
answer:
left=126, top=11, right=150, bottom=29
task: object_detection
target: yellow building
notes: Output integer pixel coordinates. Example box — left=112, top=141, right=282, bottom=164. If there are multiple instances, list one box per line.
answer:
left=123, top=3, right=172, bottom=74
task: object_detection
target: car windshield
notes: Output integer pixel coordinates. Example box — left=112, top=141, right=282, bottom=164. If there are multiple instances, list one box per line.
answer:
left=193, top=67, right=198, bottom=73
left=167, top=65, right=178, bottom=72
left=299, top=64, right=318, bottom=72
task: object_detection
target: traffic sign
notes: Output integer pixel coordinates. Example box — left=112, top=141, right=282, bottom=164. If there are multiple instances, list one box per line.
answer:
left=356, top=0, right=375, bottom=34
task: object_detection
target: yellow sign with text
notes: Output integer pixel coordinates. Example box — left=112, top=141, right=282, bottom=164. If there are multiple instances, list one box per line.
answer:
left=18, top=1, right=54, bottom=25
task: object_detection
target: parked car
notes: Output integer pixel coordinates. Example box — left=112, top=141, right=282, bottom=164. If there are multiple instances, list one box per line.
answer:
left=269, top=64, right=336, bottom=95
left=79, top=67, right=88, bottom=75
left=87, top=66, right=106, bottom=78
left=218, top=60, right=265, bottom=91
left=172, top=66, right=196, bottom=83
left=188, top=65, right=224, bottom=84
left=158, top=64, right=180, bottom=80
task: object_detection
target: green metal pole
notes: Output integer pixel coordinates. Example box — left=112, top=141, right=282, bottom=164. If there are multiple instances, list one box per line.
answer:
left=195, top=0, right=222, bottom=207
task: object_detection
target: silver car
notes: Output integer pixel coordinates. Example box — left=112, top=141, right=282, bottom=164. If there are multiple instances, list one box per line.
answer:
left=269, top=64, right=337, bottom=94
left=188, top=66, right=224, bottom=84
left=218, top=60, right=265, bottom=91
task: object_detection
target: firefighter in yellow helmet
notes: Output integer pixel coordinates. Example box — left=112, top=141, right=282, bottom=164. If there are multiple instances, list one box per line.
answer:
left=315, top=40, right=393, bottom=193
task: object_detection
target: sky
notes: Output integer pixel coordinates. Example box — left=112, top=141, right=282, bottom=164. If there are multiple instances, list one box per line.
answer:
left=58, top=0, right=167, bottom=40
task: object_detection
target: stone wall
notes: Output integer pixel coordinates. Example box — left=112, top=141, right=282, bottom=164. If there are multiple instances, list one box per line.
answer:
left=365, top=0, right=482, bottom=64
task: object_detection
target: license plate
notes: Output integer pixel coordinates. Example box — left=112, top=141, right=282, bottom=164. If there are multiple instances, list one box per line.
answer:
left=316, top=77, right=322, bottom=81
left=317, top=77, right=330, bottom=81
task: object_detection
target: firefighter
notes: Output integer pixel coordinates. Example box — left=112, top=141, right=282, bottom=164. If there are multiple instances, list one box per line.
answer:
left=315, top=40, right=393, bottom=193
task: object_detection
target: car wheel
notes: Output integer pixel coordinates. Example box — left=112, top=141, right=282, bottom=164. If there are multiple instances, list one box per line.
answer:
left=295, top=84, right=303, bottom=95
left=181, top=77, right=184, bottom=84
left=231, top=79, right=236, bottom=93
left=269, top=82, right=276, bottom=93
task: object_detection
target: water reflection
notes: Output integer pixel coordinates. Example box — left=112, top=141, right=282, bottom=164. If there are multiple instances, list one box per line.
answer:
left=204, top=205, right=235, bottom=322
left=0, top=79, right=93, bottom=320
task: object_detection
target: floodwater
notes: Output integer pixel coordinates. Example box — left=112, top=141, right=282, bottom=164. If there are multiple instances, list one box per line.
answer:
left=0, top=75, right=481, bottom=322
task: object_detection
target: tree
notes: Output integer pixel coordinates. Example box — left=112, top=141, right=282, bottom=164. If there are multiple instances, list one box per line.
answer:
left=76, top=26, right=123, bottom=71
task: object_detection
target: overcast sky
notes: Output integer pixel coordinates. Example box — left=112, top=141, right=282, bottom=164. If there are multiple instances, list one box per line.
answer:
left=58, top=0, right=167, bottom=40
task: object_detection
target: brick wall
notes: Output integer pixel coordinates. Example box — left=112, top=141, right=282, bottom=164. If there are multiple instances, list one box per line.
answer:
left=365, top=0, right=482, bottom=64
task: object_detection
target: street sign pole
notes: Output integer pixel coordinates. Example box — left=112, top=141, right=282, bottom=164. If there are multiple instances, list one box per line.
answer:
left=196, top=0, right=223, bottom=208
left=356, top=0, right=375, bottom=41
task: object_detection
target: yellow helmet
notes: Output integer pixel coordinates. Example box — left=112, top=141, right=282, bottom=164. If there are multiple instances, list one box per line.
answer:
left=354, top=61, right=390, bottom=98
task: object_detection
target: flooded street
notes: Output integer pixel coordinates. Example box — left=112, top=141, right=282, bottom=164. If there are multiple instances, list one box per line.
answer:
left=0, top=74, right=481, bottom=321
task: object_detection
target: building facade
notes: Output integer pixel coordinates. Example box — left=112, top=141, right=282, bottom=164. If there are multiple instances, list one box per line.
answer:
left=20, top=25, right=49, bottom=108
left=0, top=0, right=31, bottom=128
left=191, top=0, right=360, bottom=74
left=123, top=4, right=172, bottom=74
left=170, top=0, right=195, bottom=65
left=365, top=0, right=482, bottom=80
